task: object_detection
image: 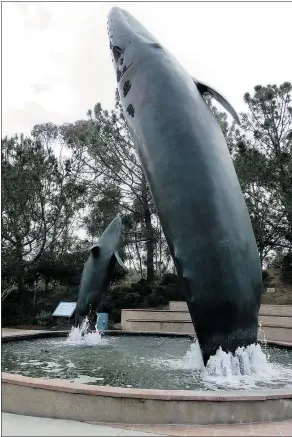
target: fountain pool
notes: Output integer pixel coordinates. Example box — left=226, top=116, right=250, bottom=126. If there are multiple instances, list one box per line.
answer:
left=2, top=327, right=292, bottom=425
left=2, top=329, right=292, bottom=391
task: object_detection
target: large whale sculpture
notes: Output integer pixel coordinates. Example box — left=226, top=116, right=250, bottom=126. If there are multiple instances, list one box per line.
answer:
left=75, top=215, right=125, bottom=326
left=107, top=7, right=263, bottom=364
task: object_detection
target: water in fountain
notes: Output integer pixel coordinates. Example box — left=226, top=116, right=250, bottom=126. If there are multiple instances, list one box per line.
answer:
left=163, top=339, right=292, bottom=390
left=66, top=316, right=106, bottom=346
left=2, top=334, right=292, bottom=390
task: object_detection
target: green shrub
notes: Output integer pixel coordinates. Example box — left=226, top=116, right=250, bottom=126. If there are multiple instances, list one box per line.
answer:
left=262, top=270, right=270, bottom=285
left=160, top=273, right=179, bottom=286
left=281, top=253, right=292, bottom=285
left=144, top=293, right=164, bottom=307
left=36, top=310, right=52, bottom=327
left=97, top=272, right=184, bottom=325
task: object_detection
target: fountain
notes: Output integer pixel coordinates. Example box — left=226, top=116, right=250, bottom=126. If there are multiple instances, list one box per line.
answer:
left=65, top=316, right=104, bottom=346
left=2, top=329, right=292, bottom=390
left=2, top=11, right=292, bottom=424
left=2, top=327, right=292, bottom=424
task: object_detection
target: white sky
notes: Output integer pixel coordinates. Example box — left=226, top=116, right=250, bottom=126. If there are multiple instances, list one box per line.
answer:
left=2, top=1, right=292, bottom=137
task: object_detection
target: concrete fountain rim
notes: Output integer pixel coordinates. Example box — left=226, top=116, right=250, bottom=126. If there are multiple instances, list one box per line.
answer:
left=2, top=329, right=292, bottom=401
left=2, top=371, right=292, bottom=401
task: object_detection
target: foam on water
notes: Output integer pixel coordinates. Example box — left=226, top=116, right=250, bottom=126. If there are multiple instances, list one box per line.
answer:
left=65, top=317, right=107, bottom=347
left=155, top=339, right=292, bottom=390
left=70, top=375, right=103, bottom=384
left=45, top=362, right=61, bottom=368
left=43, top=367, right=64, bottom=374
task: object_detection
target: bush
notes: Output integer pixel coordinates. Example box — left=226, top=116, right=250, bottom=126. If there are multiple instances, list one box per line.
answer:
left=144, top=293, right=164, bottom=307
left=262, top=270, right=270, bottom=285
left=116, top=273, right=142, bottom=288
left=160, top=273, right=179, bottom=286
left=281, top=253, right=292, bottom=285
left=1, top=286, right=38, bottom=326
left=97, top=271, right=185, bottom=325
left=36, top=310, right=53, bottom=327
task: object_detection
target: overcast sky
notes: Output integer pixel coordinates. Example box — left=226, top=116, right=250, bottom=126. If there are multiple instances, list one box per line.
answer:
left=2, top=1, right=292, bottom=137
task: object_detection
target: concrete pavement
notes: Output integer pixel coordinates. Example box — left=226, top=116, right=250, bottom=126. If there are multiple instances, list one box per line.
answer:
left=3, top=413, right=292, bottom=436
left=2, top=328, right=51, bottom=337
left=1, top=413, right=163, bottom=436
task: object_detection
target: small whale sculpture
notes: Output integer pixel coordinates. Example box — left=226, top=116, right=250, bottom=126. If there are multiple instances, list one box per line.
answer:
left=75, top=215, right=125, bottom=326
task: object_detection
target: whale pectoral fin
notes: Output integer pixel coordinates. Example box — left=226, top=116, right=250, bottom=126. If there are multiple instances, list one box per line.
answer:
left=114, top=251, right=126, bottom=269
left=193, top=78, right=241, bottom=125
left=90, top=244, right=100, bottom=257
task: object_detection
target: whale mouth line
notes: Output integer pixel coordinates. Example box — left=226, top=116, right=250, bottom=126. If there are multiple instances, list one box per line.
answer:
left=120, top=62, right=134, bottom=80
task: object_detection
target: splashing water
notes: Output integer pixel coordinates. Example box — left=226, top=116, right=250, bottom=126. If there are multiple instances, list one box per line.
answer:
left=66, top=317, right=106, bottom=346
left=205, top=343, right=270, bottom=377
left=258, top=321, right=270, bottom=359
left=157, top=339, right=292, bottom=390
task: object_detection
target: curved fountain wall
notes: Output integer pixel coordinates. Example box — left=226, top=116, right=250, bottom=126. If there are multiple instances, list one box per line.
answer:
left=2, top=331, right=292, bottom=425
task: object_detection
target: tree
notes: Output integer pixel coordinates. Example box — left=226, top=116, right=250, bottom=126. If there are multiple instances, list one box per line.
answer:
left=232, top=82, right=292, bottom=262
left=34, top=92, right=158, bottom=282
left=1, top=134, right=86, bottom=298
left=83, top=93, right=157, bottom=282
left=204, top=84, right=292, bottom=264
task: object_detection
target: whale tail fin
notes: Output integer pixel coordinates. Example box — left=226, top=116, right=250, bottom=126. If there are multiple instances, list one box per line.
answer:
left=114, top=251, right=126, bottom=269
left=194, top=78, right=241, bottom=126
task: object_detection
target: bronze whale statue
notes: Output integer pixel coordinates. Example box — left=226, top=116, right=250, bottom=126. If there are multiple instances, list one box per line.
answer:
left=107, top=7, right=263, bottom=364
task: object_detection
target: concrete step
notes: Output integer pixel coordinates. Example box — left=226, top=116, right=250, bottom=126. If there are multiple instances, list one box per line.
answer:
left=121, top=302, right=292, bottom=344
left=260, top=305, right=292, bottom=317
left=169, top=301, right=292, bottom=317
left=169, top=301, right=188, bottom=311
left=260, top=315, right=292, bottom=328
left=258, top=326, right=292, bottom=343
left=125, top=319, right=292, bottom=342
left=125, top=319, right=195, bottom=334
left=121, top=310, right=292, bottom=328
left=121, top=310, right=191, bottom=326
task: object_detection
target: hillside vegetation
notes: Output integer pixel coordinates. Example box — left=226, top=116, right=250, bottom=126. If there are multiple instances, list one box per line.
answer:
left=261, top=269, right=292, bottom=305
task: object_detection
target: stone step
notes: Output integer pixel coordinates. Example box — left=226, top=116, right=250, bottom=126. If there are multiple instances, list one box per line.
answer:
left=125, top=319, right=292, bottom=342
left=121, top=310, right=292, bottom=328
left=260, top=305, right=292, bottom=317
left=125, top=319, right=195, bottom=334
left=169, top=301, right=292, bottom=317
left=121, top=302, right=292, bottom=344
left=258, top=325, right=292, bottom=343
left=169, top=301, right=188, bottom=311
left=121, top=310, right=191, bottom=326
left=260, top=316, right=292, bottom=328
